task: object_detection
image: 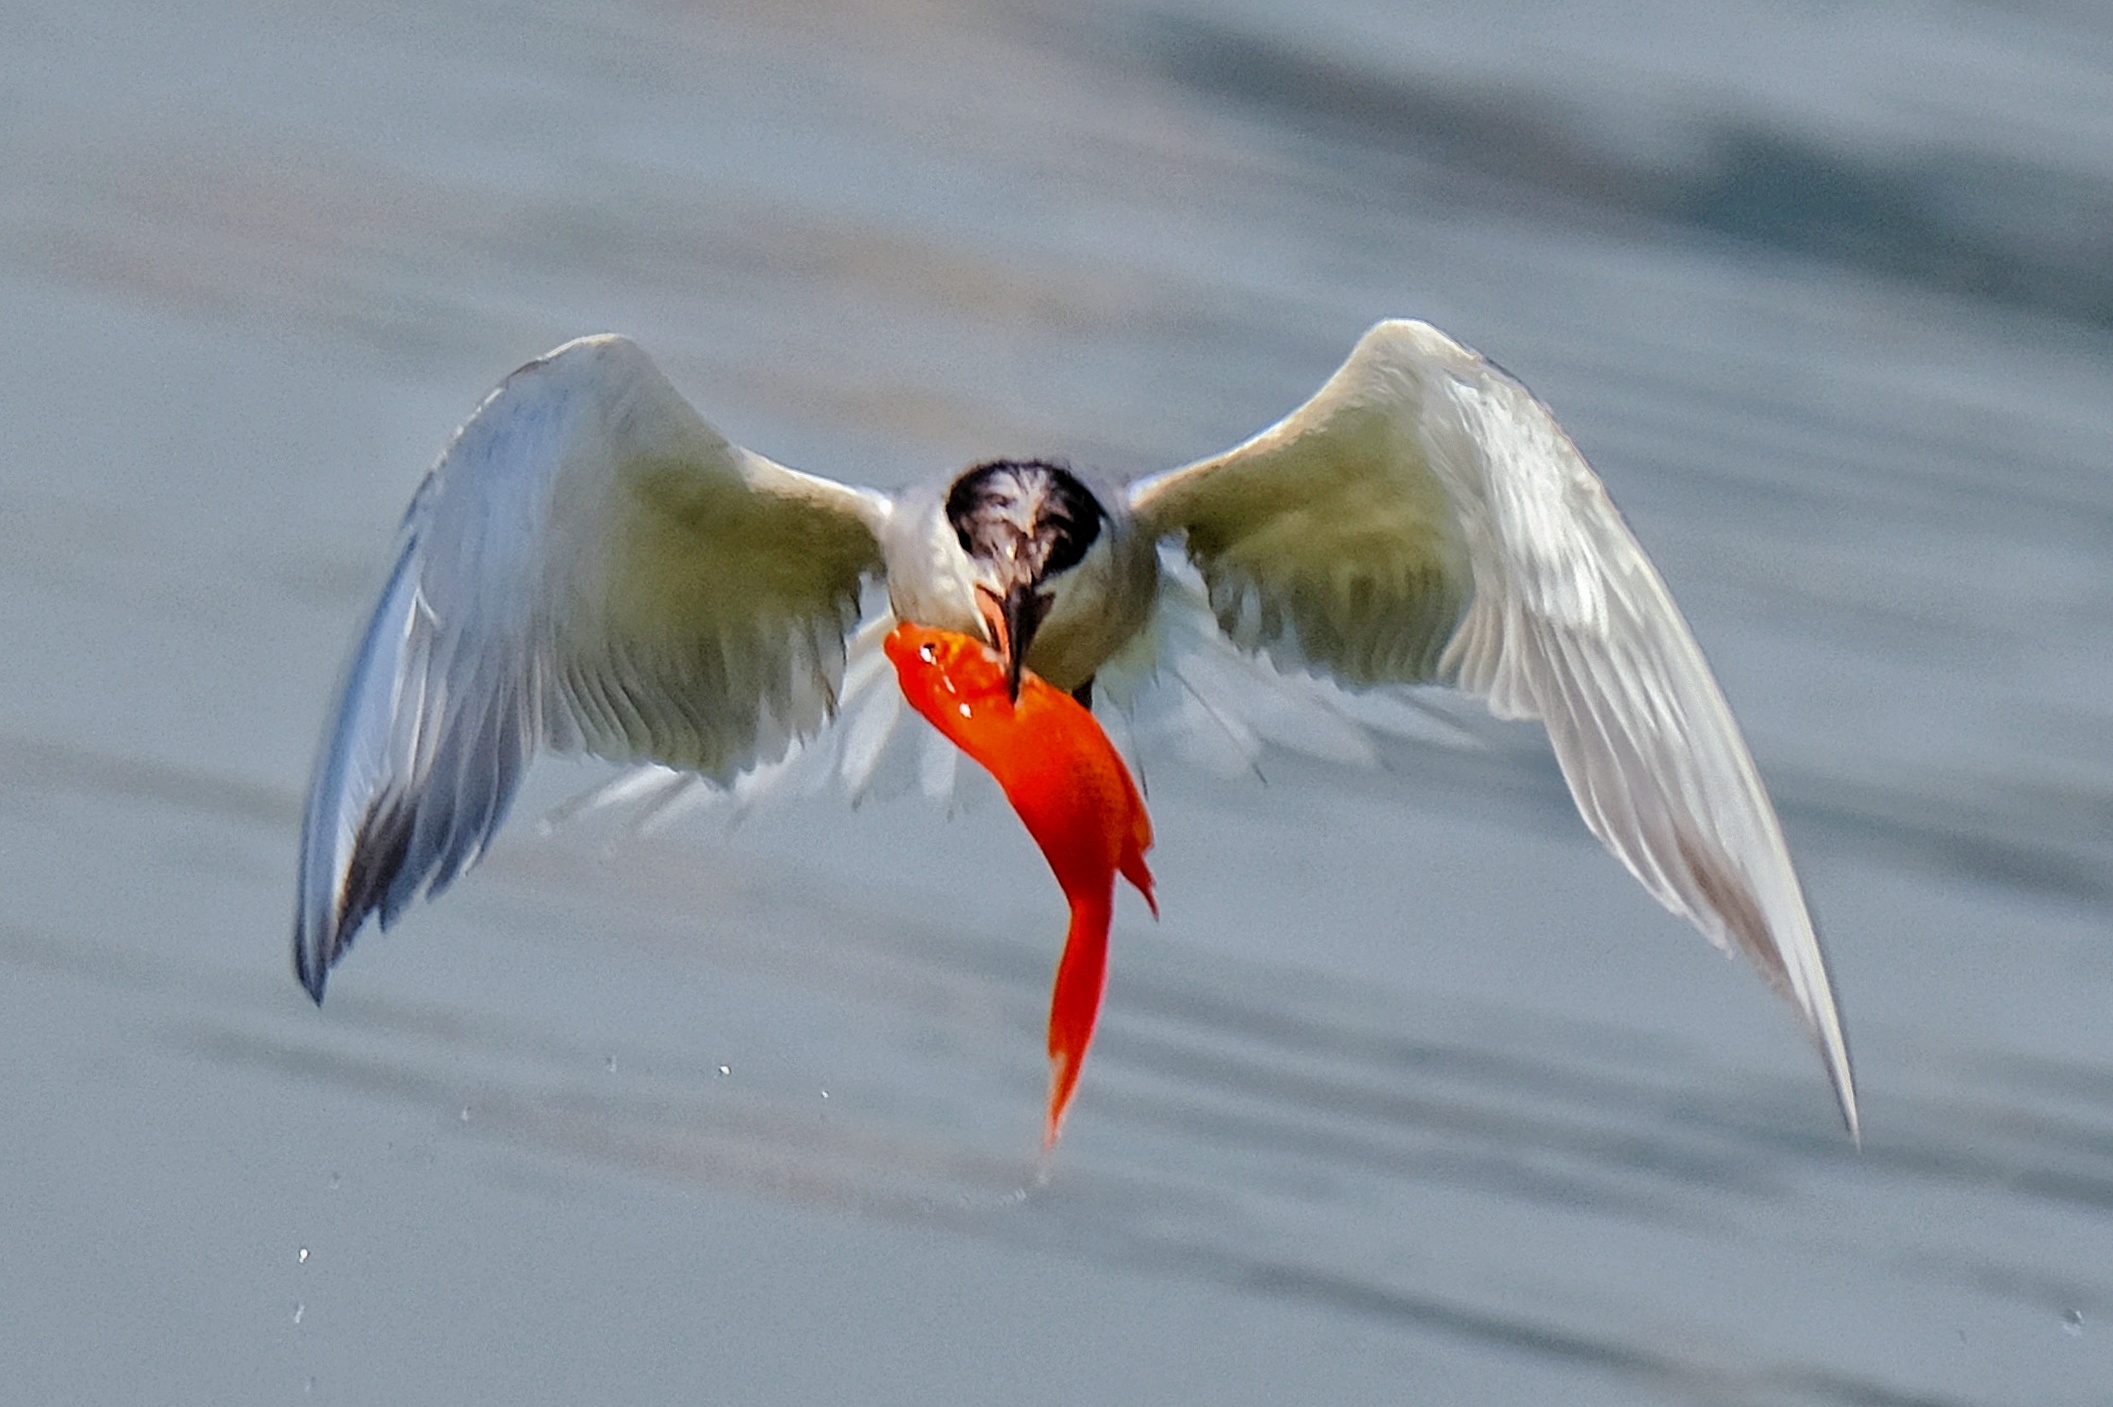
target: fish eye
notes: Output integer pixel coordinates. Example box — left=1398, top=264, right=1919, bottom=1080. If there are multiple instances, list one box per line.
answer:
left=918, top=643, right=937, bottom=663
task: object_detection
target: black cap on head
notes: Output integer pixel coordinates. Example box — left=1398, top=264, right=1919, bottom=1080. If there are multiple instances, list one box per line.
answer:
left=945, top=459, right=1103, bottom=576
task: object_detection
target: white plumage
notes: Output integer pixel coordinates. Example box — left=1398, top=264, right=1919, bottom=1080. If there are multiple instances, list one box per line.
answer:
left=295, top=320, right=1858, bottom=1138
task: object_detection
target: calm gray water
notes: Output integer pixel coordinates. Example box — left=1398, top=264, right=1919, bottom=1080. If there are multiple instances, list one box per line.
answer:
left=4, top=1, right=2113, bottom=1402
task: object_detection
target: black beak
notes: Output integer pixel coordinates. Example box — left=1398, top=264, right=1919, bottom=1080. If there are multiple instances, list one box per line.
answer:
left=999, top=581, right=1052, bottom=702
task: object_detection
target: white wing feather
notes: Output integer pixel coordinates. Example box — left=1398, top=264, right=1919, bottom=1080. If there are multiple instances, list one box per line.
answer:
left=1091, top=547, right=1486, bottom=780
left=295, top=335, right=889, bottom=998
left=1130, top=320, right=1858, bottom=1137
left=548, top=606, right=1010, bottom=836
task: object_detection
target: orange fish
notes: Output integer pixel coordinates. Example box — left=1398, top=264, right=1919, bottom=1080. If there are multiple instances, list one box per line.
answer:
left=884, top=622, right=1156, bottom=1147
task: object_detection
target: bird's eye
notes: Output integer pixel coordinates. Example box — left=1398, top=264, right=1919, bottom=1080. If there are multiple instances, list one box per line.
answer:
left=919, top=643, right=937, bottom=663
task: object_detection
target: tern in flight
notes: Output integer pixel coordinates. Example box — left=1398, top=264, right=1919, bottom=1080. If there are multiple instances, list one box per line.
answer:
left=294, top=319, right=1858, bottom=1138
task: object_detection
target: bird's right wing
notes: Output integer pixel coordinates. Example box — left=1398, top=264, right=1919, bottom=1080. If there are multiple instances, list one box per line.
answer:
left=1128, top=320, right=1857, bottom=1137
left=295, top=335, right=890, bottom=1000
left=547, top=608, right=1012, bottom=835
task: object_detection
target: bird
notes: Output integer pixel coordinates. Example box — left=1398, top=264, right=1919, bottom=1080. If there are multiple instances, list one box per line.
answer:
left=292, top=318, right=1859, bottom=1139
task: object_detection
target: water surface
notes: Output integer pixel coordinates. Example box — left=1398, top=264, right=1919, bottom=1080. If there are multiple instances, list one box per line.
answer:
left=3, top=2, right=2111, bottom=1402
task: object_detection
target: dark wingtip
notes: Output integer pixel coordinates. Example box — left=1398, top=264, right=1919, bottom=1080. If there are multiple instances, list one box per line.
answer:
left=293, top=928, right=330, bottom=1005
left=293, top=796, right=416, bottom=1006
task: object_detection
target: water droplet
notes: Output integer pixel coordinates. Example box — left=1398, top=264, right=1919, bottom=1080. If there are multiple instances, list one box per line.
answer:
left=717, top=1065, right=730, bottom=1077
left=2063, top=1308, right=2084, bottom=1335
left=297, top=1247, right=308, bottom=1264
left=292, top=1302, right=305, bottom=1325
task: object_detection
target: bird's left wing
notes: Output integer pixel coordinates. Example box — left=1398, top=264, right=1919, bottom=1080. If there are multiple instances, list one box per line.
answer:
left=1128, top=320, right=1857, bottom=1136
left=296, top=335, right=889, bottom=999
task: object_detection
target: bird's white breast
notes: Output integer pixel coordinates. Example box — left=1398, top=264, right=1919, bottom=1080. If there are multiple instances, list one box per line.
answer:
left=1028, top=526, right=1159, bottom=691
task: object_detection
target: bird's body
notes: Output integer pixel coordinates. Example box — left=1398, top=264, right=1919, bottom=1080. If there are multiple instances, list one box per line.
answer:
left=294, top=320, right=1860, bottom=1139
left=879, top=460, right=1157, bottom=696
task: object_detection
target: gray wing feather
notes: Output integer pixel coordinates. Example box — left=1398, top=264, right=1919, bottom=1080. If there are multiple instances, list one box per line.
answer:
left=295, top=336, right=887, bottom=1001
left=1131, top=320, right=1858, bottom=1137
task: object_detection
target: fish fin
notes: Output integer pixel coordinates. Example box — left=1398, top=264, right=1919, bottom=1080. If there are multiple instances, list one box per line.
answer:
left=1121, top=851, right=1157, bottom=917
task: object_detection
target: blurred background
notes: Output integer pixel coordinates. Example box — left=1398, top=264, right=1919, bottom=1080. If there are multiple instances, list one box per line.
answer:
left=3, top=1, right=2112, bottom=1402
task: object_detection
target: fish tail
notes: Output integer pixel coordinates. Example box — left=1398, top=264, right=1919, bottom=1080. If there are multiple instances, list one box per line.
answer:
left=1045, top=886, right=1114, bottom=1148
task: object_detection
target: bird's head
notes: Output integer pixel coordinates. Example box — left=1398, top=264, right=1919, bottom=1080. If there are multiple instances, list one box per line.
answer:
left=943, top=459, right=1106, bottom=700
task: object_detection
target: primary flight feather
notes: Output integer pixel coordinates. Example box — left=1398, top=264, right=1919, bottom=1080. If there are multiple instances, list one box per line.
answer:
left=295, top=320, right=1858, bottom=1139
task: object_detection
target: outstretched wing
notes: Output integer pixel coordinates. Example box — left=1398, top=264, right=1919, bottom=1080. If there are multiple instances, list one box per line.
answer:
left=295, top=335, right=890, bottom=1000
left=1129, top=319, right=1858, bottom=1137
